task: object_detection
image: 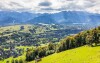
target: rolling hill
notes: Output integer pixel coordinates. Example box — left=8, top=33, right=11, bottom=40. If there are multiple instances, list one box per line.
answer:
left=0, top=25, right=100, bottom=63
left=29, top=46, right=100, bottom=63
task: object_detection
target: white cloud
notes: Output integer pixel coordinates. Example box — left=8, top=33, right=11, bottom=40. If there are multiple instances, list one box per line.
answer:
left=0, top=0, right=100, bottom=13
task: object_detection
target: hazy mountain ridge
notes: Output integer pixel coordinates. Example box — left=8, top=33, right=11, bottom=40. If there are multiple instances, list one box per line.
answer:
left=0, top=11, right=100, bottom=26
left=0, top=11, right=38, bottom=25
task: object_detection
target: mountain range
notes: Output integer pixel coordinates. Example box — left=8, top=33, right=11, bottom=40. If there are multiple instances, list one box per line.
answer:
left=0, top=11, right=100, bottom=26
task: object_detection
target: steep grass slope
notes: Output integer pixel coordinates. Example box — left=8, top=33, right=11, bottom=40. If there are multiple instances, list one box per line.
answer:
left=29, top=46, right=100, bottom=63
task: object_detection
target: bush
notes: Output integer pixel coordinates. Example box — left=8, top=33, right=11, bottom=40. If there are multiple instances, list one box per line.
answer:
left=15, top=59, right=18, bottom=63
left=46, top=50, right=55, bottom=56
left=19, top=59, right=23, bottom=63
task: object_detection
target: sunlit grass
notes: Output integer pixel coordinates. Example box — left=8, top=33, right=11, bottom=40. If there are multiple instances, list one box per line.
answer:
left=0, top=46, right=34, bottom=63
left=29, top=46, right=100, bottom=63
left=1, top=45, right=100, bottom=63
left=0, top=53, right=26, bottom=63
left=0, top=24, right=32, bottom=33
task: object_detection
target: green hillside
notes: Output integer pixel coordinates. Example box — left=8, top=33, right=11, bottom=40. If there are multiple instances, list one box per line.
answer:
left=26, top=26, right=100, bottom=63
left=0, top=25, right=100, bottom=63
left=29, top=46, right=100, bottom=63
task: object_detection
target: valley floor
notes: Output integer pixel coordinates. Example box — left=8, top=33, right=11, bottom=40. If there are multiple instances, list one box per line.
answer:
left=29, top=46, right=100, bottom=63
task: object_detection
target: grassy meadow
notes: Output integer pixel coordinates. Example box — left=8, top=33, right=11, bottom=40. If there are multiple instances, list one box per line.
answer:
left=29, top=46, right=100, bottom=63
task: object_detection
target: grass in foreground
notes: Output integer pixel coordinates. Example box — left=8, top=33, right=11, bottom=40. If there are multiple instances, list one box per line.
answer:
left=29, top=46, right=100, bottom=63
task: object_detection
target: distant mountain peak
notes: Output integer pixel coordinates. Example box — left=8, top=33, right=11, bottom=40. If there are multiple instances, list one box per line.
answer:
left=0, top=11, right=100, bottom=27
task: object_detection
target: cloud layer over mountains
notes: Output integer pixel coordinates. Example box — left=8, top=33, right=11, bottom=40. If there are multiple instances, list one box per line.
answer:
left=0, top=0, right=100, bottom=13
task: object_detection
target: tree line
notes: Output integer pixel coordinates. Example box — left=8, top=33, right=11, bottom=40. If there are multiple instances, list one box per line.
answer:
left=26, top=26, right=100, bottom=62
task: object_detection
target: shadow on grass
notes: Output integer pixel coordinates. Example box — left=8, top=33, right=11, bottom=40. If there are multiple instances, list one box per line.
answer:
left=91, top=43, right=100, bottom=47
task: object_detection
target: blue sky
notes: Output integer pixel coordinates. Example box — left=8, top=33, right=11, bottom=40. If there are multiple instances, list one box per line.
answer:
left=0, top=0, right=99, bottom=13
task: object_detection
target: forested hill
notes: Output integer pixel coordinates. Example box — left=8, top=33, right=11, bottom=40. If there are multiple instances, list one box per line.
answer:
left=26, top=26, right=100, bottom=62
left=0, top=25, right=100, bottom=63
